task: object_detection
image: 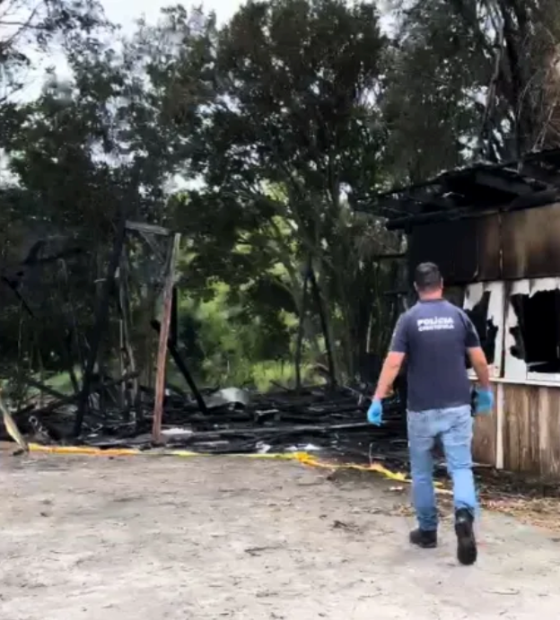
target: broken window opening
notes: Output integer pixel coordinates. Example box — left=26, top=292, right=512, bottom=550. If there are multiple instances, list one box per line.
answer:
left=510, top=290, right=560, bottom=374
left=464, top=291, right=498, bottom=366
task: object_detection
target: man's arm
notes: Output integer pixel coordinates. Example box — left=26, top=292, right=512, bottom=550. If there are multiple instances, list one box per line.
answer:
left=373, top=315, right=407, bottom=400
left=468, top=347, right=490, bottom=388
left=463, top=311, right=490, bottom=388
left=374, top=352, right=406, bottom=400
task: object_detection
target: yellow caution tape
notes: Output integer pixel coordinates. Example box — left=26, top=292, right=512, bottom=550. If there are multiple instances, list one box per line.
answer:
left=235, top=452, right=305, bottom=460
left=161, top=449, right=448, bottom=490
left=27, top=442, right=453, bottom=493
left=157, top=449, right=199, bottom=457
left=6, top=407, right=447, bottom=490
left=27, top=442, right=415, bottom=483
left=295, top=451, right=411, bottom=482
left=29, top=444, right=140, bottom=456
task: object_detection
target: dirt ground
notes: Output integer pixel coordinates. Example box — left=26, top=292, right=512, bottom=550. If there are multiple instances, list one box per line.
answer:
left=2, top=454, right=560, bottom=620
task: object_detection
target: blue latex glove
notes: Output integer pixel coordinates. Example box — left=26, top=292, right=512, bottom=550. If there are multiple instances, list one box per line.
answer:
left=367, top=399, right=383, bottom=426
left=475, top=388, right=494, bottom=415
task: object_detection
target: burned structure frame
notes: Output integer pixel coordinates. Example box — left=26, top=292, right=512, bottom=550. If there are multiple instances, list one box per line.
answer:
left=369, top=148, right=560, bottom=477
left=3, top=220, right=403, bottom=461
left=0, top=220, right=209, bottom=444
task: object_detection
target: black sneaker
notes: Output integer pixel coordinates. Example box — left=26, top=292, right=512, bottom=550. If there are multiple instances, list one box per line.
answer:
left=455, top=508, right=477, bottom=565
left=409, top=528, right=437, bottom=548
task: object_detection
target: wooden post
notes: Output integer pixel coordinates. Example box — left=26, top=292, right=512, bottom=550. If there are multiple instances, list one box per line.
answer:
left=58, top=258, right=84, bottom=385
left=118, top=319, right=126, bottom=409
left=170, top=286, right=178, bottom=347
left=117, top=253, right=139, bottom=420
left=150, top=319, right=208, bottom=415
left=295, top=258, right=311, bottom=391
left=309, top=265, right=336, bottom=389
left=74, top=214, right=127, bottom=437
left=152, top=233, right=181, bottom=443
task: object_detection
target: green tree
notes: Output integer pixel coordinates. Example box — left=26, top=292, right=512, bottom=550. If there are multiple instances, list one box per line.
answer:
left=383, top=0, right=560, bottom=181
left=168, top=0, right=400, bottom=380
left=1, top=0, right=107, bottom=137
left=0, top=6, right=217, bottom=382
left=0, top=0, right=111, bottom=382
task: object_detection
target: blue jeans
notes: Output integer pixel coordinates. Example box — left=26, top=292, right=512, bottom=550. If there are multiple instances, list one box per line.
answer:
left=407, top=405, right=477, bottom=531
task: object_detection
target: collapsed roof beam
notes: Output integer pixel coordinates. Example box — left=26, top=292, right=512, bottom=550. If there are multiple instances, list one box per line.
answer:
left=520, top=162, right=560, bottom=187
left=406, top=193, right=456, bottom=210
left=376, top=192, right=455, bottom=217
left=386, top=208, right=469, bottom=230
left=474, top=170, right=533, bottom=195
left=375, top=196, right=416, bottom=216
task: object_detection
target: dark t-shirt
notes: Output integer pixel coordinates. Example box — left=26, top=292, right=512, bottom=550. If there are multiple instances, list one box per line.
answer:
left=390, top=299, right=480, bottom=412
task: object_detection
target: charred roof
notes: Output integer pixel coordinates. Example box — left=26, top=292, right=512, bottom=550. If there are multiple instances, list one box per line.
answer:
left=370, top=148, right=560, bottom=231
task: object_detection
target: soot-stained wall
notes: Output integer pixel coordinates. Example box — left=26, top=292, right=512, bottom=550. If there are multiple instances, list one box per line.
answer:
left=407, top=203, right=560, bottom=285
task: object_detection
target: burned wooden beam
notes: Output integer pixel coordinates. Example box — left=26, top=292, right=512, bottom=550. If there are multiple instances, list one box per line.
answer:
left=518, top=162, right=560, bottom=187
left=150, top=319, right=208, bottom=415
left=404, top=192, right=456, bottom=210
left=170, top=286, right=178, bottom=347
left=1, top=276, right=35, bottom=316
left=152, top=233, right=181, bottom=443
left=295, top=258, right=311, bottom=391
left=23, top=377, right=68, bottom=400
left=117, top=253, right=139, bottom=419
left=371, top=253, right=406, bottom=260
left=125, top=221, right=171, bottom=236
left=74, top=382, right=408, bottom=460
left=166, top=421, right=373, bottom=443
left=374, top=195, right=417, bottom=217
left=385, top=209, right=460, bottom=230
left=506, top=189, right=560, bottom=211
left=20, top=372, right=139, bottom=419
left=74, top=216, right=127, bottom=437
left=57, top=259, right=82, bottom=394
left=309, top=266, right=336, bottom=388
left=474, top=170, right=533, bottom=196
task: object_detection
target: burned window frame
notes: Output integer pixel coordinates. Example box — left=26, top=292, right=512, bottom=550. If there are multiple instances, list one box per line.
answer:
left=463, top=282, right=504, bottom=379
left=504, top=278, right=560, bottom=384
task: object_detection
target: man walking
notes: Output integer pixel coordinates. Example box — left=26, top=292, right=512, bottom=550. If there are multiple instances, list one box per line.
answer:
left=367, top=262, right=493, bottom=565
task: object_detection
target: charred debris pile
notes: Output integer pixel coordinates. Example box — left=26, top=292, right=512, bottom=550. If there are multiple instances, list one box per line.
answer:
left=15, top=380, right=408, bottom=467
left=1, top=219, right=408, bottom=466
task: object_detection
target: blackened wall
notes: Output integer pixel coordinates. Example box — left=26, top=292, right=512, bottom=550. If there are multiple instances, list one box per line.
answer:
left=407, top=203, right=560, bottom=285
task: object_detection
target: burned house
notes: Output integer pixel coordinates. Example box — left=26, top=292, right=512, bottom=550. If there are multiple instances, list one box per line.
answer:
left=376, top=149, right=560, bottom=477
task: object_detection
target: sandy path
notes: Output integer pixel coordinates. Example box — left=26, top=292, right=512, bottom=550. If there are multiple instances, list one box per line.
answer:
left=1, top=454, right=559, bottom=619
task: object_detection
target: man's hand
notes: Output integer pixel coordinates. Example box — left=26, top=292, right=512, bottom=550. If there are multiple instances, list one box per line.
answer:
left=367, top=399, right=383, bottom=426
left=475, top=387, right=494, bottom=415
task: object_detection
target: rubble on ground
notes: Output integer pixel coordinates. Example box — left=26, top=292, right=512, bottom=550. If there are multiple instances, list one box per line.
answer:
left=7, top=378, right=410, bottom=467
